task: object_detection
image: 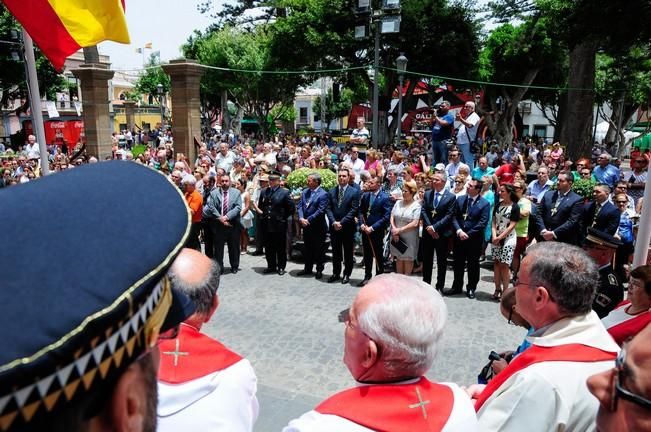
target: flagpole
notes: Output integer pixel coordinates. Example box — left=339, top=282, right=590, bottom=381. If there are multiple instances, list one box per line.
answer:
left=632, top=170, right=651, bottom=267
left=22, top=28, right=50, bottom=176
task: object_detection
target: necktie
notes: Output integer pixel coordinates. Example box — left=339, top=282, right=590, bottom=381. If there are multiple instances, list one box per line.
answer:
left=338, top=187, right=345, bottom=207
left=468, top=197, right=475, bottom=211
left=370, top=192, right=376, bottom=208
left=434, top=192, right=440, bottom=207
left=592, top=203, right=602, bottom=226
left=222, top=190, right=228, bottom=215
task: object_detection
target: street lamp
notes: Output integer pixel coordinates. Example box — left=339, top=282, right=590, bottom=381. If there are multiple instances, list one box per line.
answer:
left=395, top=53, right=407, bottom=147
left=156, top=83, right=164, bottom=129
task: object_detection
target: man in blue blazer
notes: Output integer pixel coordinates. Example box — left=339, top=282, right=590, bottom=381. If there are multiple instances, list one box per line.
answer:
left=534, top=171, right=584, bottom=245
left=420, top=172, right=456, bottom=291
left=358, top=176, right=393, bottom=287
left=446, top=178, right=490, bottom=298
left=297, top=172, right=330, bottom=279
left=582, top=183, right=620, bottom=241
left=326, top=168, right=360, bottom=284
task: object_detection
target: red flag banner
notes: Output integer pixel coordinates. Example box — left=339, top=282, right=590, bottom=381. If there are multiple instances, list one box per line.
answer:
left=3, top=0, right=130, bottom=71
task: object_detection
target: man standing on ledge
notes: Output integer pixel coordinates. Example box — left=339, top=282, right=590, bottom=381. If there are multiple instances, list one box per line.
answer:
left=283, top=274, right=479, bottom=431
left=430, top=100, right=454, bottom=165
left=350, top=117, right=370, bottom=147
left=468, top=242, right=619, bottom=432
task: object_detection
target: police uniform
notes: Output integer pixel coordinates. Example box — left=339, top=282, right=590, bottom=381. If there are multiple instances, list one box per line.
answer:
left=585, top=228, right=624, bottom=318
left=0, top=162, right=195, bottom=431
left=258, top=172, right=295, bottom=274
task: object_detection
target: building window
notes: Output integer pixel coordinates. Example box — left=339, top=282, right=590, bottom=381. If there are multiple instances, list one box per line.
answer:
left=299, top=107, right=308, bottom=124
left=533, top=125, right=547, bottom=138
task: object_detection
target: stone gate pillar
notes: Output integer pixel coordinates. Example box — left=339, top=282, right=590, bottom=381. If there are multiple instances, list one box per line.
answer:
left=71, top=64, right=114, bottom=159
left=161, top=59, right=204, bottom=164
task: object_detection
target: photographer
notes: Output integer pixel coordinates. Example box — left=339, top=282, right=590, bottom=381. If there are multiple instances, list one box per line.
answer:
left=456, top=101, right=480, bottom=168
left=430, top=100, right=454, bottom=165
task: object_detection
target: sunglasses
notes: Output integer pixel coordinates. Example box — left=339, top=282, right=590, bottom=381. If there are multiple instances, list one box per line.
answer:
left=616, top=201, right=628, bottom=204
left=611, top=343, right=651, bottom=411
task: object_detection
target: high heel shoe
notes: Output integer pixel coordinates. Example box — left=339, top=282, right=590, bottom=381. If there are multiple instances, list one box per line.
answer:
left=492, top=289, right=502, bottom=301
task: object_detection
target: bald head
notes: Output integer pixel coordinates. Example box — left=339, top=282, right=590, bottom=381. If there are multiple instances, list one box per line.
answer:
left=168, top=248, right=220, bottom=317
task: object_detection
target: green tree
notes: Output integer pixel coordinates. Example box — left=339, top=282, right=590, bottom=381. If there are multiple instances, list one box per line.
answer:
left=134, top=53, right=171, bottom=102
left=478, top=18, right=563, bottom=146
left=0, top=6, right=66, bottom=109
left=313, top=88, right=353, bottom=131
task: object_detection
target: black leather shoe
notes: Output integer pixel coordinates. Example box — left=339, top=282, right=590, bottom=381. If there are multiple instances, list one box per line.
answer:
left=251, top=251, right=264, bottom=256
left=341, top=275, right=350, bottom=284
left=277, top=269, right=286, bottom=276
left=442, top=288, right=462, bottom=296
left=315, top=271, right=323, bottom=280
left=328, top=275, right=340, bottom=283
left=231, top=268, right=239, bottom=274
left=357, top=279, right=370, bottom=287
left=263, top=268, right=276, bottom=274
left=467, top=290, right=476, bottom=299
left=296, top=270, right=313, bottom=276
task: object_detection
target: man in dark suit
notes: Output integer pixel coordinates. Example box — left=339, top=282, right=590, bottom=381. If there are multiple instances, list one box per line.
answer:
left=201, top=175, right=216, bottom=258
left=420, top=172, right=456, bottom=291
left=358, top=176, right=393, bottom=287
left=297, top=172, right=329, bottom=279
left=326, top=168, right=360, bottom=284
left=582, top=184, right=620, bottom=241
left=446, top=178, right=490, bottom=298
left=535, top=171, right=584, bottom=245
left=203, top=173, right=242, bottom=274
left=259, top=172, right=295, bottom=275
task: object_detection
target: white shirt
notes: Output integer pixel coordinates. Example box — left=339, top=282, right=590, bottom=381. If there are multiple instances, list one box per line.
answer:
left=24, top=142, right=40, bottom=160
left=350, top=158, right=365, bottom=184
left=456, top=112, right=480, bottom=145
left=477, top=312, right=619, bottom=432
left=215, top=150, right=236, bottom=172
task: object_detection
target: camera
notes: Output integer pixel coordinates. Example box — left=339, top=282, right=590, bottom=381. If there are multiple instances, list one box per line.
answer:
left=488, top=351, right=502, bottom=362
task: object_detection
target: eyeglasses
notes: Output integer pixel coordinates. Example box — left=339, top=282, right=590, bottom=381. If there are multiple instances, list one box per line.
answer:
left=611, top=342, right=651, bottom=411
left=616, top=201, right=628, bottom=204
left=450, top=154, right=459, bottom=157
left=454, top=180, right=463, bottom=184
left=634, top=160, right=646, bottom=163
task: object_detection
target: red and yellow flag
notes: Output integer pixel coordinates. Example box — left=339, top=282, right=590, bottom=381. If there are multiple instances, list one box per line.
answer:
left=3, top=0, right=131, bottom=71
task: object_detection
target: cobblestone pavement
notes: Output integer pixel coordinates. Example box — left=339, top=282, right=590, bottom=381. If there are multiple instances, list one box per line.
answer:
left=203, top=252, right=524, bottom=431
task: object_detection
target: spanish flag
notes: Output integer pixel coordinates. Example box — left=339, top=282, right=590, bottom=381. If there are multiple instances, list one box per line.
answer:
left=3, top=0, right=131, bottom=71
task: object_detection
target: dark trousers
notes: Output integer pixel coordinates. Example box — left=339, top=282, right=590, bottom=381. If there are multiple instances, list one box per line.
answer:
left=421, top=233, right=449, bottom=289
left=362, top=229, right=385, bottom=279
left=202, top=219, right=214, bottom=258
left=264, top=229, right=287, bottom=270
left=254, top=212, right=265, bottom=253
left=185, top=222, right=201, bottom=251
left=212, top=223, right=241, bottom=271
left=452, top=235, right=483, bottom=292
left=303, top=227, right=326, bottom=272
left=331, top=228, right=355, bottom=277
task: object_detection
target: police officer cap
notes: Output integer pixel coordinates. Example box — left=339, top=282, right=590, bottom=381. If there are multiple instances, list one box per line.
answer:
left=0, top=162, right=195, bottom=429
left=268, top=170, right=281, bottom=180
left=585, top=227, right=623, bottom=249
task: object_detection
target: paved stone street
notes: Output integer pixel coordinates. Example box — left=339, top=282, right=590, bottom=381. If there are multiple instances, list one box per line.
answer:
left=203, top=252, right=524, bottom=431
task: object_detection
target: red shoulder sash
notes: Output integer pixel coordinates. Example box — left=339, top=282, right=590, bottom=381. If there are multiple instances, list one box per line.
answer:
left=474, top=343, right=617, bottom=411
left=315, top=377, right=454, bottom=432
left=158, top=324, right=243, bottom=384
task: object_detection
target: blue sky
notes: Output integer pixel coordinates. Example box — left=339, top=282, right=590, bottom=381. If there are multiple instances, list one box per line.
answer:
left=98, top=0, right=215, bottom=71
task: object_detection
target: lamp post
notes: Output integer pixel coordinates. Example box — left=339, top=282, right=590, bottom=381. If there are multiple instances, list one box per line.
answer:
left=156, top=83, right=164, bottom=130
left=395, top=53, right=407, bottom=147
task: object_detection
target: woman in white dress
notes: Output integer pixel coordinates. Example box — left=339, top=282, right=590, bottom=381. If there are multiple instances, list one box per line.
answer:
left=390, top=180, right=421, bottom=275
left=237, top=178, right=253, bottom=254
left=491, top=184, right=520, bottom=300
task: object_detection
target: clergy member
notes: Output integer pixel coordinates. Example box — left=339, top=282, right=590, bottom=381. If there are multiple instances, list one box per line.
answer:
left=283, top=273, right=479, bottom=431
left=157, top=248, right=259, bottom=432
left=467, top=242, right=620, bottom=432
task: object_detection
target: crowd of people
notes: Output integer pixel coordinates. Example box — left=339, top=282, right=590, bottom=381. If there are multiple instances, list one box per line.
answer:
left=2, top=107, right=651, bottom=431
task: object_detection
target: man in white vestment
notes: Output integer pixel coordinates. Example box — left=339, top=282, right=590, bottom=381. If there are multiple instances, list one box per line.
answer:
left=157, top=248, right=259, bottom=432
left=467, top=242, right=620, bottom=432
left=283, top=273, right=479, bottom=432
